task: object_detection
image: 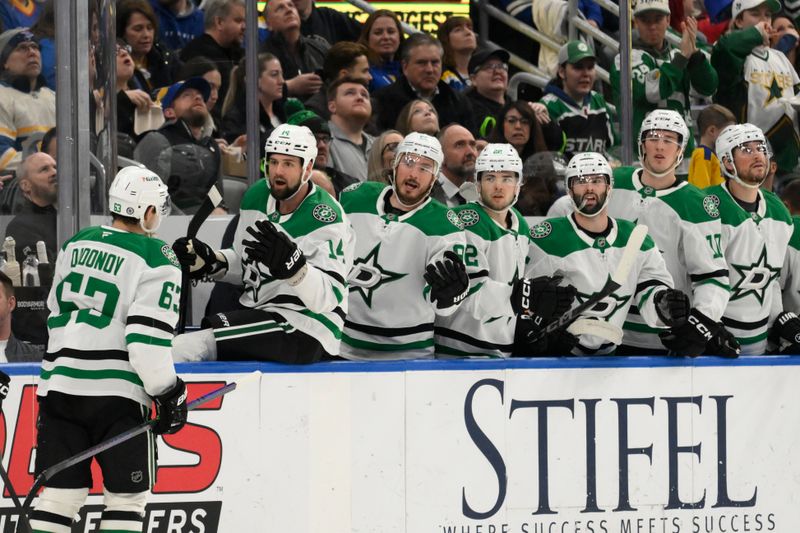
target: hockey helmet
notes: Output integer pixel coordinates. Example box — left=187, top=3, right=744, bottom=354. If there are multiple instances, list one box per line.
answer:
left=109, top=166, right=170, bottom=220
left=715, top=123, right=770, bottom=188
left=638, top=109, right=689, bottom=175
left=475, top=143, right=523, bottom=181
left=263, top=124, right=318, bottom=176
left=564, top=152, right=613, bottom=217
left=393, top=132, right=444, bottom=177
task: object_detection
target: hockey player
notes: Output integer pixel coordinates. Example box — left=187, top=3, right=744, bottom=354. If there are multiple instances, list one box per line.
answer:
left=172, top=125, right=354, bottom=363
left=32, top=167, right=187, bottom=532
left=607, top=109, right=738, bottom=356
left=527, top=152, right=687, bottom=355
left=780, top=180, right=800, bottom=314
left=707, top=123, right=800, bottom=354
left=434, top=143, right=575, bottom=358
left=340, top=132, right=469, bottom=360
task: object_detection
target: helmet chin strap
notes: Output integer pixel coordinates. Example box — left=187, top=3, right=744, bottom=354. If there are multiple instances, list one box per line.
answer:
left=639, top=140, right=684, bottom=179
left=571, top=191, right=608, bottom=218
left=477, top=183, right=519, bottom=215
left=140, top=210, right=162, bottom=236
left=273, top=164, right=313, bottom=203
left=390, top=168, right=435, bottom=210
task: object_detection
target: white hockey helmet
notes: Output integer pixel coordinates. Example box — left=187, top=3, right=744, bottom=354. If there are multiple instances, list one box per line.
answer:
left=638, top=109, right=689, bottom=176
left=393, top=132, right=444, bottom=176
left=264, top=124, right=318, bottom=176
left=716, top=123, right=770, bottom=188
left=475, top=143, right=523, bottom=180
left=565, top=152, right=613, bottom=217
left=109, top=165, right=170, bottom=220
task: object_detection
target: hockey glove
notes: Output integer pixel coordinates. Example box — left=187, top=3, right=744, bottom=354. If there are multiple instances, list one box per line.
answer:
left=0, top=370, right=9, bottom=411
left=243, top=220, right=307, bottom=282
left=153, top=378, right=188, bottom=435
left=659, top=308, right=740, bottom=358
left=654, top=288, right=691, bottom=327
left=512, top=315, right=578, bottom=356
left=706, top=324, right=741, bottom=358
left=510, top=276, right=576, bottom=319
left=424, top=251, right=469, bottom=309
left=172, top=237, right=226, bottom=280
left=769, top=311, right=800, bottom=354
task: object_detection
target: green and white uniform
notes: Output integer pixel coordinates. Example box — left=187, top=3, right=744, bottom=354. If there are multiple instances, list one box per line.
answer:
left=712, top=27, right=800, bottom=173
left=219, top=180, right=355, bottom=356
left=526, top=216, right=674, bottom=355
left=340, top=181, right=468, bottom=360
left=706, top=183, right=793, bottom=354
left=434, top=203, right=531, bottom=358
left=782, top=216, right=800, bottom=314
left=607, top=167, right=731, bottom=349
left=41, top=226, right=181, bottom=406
left=540, top=87, right=617, bottom=159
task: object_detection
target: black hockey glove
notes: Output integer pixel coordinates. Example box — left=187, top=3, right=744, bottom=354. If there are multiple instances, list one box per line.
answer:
left=769, top=311, right=800, bottom=354
left=654, top=288, right=691, bottom=327
left=706, top=325, right=741, bottom=358
left=512, top=315, right=578, bottom=356
left=153, top=378, right=188, bottom=435
left=243, top=220, right=307, bottom=280
left=659, top=308, right=740, bottom=358
left=172, top=237, right=225, bottom=280
left=424, top=251, right=469, bottom=309
left=510, top=276, right=576, bottom=319
left=0, top=370, right=9, bottom=411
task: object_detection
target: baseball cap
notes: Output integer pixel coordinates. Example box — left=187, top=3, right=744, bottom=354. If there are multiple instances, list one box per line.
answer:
left=0, top=28, right=36, bottom=70
left=558, top=41, right=596, bottom=65
left=633, top=0, right=671, bottom=16
left=468, top=47, right=511, bottom=75
left=731, top=0, right=781, bottom=20
left=154, top=77, right=211, bottom=110
left=285, top=98, right=330, bottom=135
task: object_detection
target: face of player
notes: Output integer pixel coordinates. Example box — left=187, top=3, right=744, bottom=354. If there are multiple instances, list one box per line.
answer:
left=641, top=129, right=681, bottom=176
left=634, top=12, right=668, bottom=48
left=368, top=16, right=401, bottom=60
left=736, top=5, right=772, bottom=29
left=407, top=101, right=439, bottom=136
left=479, top=170, right=519, bottom=212
left=403, top=44, right=443, bottom=95
left=730, top=141, right=770, bottom=185
left=268, top=153, right=308, bottom=200
left=569, top=173, right=609, bottom=216
left=560, top=58, right=596, bottom=100
left=393, top=153, right=437, bottom=206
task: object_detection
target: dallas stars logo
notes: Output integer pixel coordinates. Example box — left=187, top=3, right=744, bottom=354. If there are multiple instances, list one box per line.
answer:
left=349, top=243, right=406, bottom=307
left=729, top=246, right=780, bottom=304
left=765, top=75, right=783, bottom=106
left=575, top=285, right=630, bottom=320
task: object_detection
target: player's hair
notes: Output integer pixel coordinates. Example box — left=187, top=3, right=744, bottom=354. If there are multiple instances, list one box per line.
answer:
left=0, top=271, right=14, bottom=298
left=781, top=178, right=800, bottom=215
left=204, top=0, right=245, bottom=31
left=400, top=33, right=443, bottom=63
left=322, top=42, right=369, bottom=82
left=696, top=104, right=736, bottom=136
left=326, top=76, right=368, bottom=102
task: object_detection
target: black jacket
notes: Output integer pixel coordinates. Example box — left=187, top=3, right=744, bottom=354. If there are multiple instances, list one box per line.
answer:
left=6, top=332, right=43, bottom=362
left=261, top=33, right=330, bottom=99
left=373, top=77, right=476, bottom=134
left=6, top=198, right=57, bottom=266
left=180, top=33, right=244, bottom=115
left=300, top=5, right=361, bottom=44
left=465, top=89, right=504, bottom=139
left=221, top=97, right=286, bottom=157
left=132, top=42, right=181, bottom=93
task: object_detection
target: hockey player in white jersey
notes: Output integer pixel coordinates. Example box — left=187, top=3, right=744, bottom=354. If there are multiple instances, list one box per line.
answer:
left=340, top=132, right=470, bottom=360
left=171, top=125, right=354, bottom=363
left=707, top=123, right=800, bottom=354
left=434, top=143, right=575, bottom=358
left=780, top=180, right=800, bottom=315
left=527, top=153, right=688, bottom=355
left=607, top=109, right=739, bottom=356
left=32, top=167, right=187, bottom=532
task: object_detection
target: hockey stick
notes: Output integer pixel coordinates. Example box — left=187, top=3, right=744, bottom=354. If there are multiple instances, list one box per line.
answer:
left=15, top=377, right=244, bottom=533
left=177, top=184, right=224, bottom=334
left=528, top=224, right=649, bottom=343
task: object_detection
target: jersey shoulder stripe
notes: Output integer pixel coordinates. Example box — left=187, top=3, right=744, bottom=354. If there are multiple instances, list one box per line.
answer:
left=528, top=216, right=587, bottom=257
left=64, top=226, right=179, bottom=270
left=659, top=184, right=719, bottom=224
left=615, top=218, right=657, bottom=252
left=405, top=202, right=465, bottom=236
left=339, top=181, right=386, bottom=214
left=453, top=203, right=525, bottom=241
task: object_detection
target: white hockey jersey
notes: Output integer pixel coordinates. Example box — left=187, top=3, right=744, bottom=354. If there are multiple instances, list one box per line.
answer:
left=706, top=183, right=793, bottom=355
left=219, top=180, right=355, bottom=356
left=340, top=182, right=468, bottom=360
left=434, top=203, right=531, bottom=358
left=526, top=216, right=674, bottom=354
left=40, top=226, right=181, bottom=407
left=608, top=167, right=731, bottom=349
left=782, top=215, right=800, bottom=315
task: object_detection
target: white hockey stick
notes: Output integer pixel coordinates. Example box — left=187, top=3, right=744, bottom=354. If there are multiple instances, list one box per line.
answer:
left=528, top=224, right=648, bottom=342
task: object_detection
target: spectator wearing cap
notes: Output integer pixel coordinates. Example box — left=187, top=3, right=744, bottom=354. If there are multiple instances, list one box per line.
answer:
left=286, top=98, right=358, bottom=195
left=611, top=0, right=717, bottom=160
left=134, top=77, right=225, bottom=214
left=464, top=47, right=512, bottom=139
left=437, top=15, right=477, bottom=92
left=305, top=41, right=372, bottom=121
left=150, top=0, right=205, bottom=52
left=540, top=41, right=616, bottom=160
left=373, top=33, right=475, bottom=134
left=327, top=77, right=374, bottom=183
left=180, top=0, right=245, bottom=118
left=0, top=28, right=55, bottom=173
left=712, top=0, right=800, bottom=175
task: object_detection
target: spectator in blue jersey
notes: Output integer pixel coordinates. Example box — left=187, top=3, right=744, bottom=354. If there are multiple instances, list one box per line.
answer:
left=357, top=10, right=404, bottom=92
left=0, top=0, right=43, bottom=32
left=150, top=0, right=205, bottom=52
left=437, top=16, right=477, bottom=92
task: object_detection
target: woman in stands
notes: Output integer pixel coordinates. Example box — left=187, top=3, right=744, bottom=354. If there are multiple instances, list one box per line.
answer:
left=490, top=100, right=562, bottom=160
left=117, top=0, right=180, bottom=93
left=395, top=99, right=439, bottom=136
left=367, top=129, right=403, bottom=183
left=116, top=39, right=155, bottom=156
left=221, top=53, right=285, bottom=158
left=358, top=10, right=404, bottom=92
left=437, top=16, right=477, bottom=92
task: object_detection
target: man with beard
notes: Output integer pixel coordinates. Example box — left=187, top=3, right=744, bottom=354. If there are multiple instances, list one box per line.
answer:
left=431, top=124, right=479, bottom=207
left=706, top=124, right=799, bottom=354
left=135, top=77, right=225, bottom=213
left=526, top=152, right=683, bottom=355
left=339, top=132, right=470, bottom=360
left=327, top=77, right=373, bottom=182
left=607, top=109, right=739, bottom=357
left=6, top=151, right=57, bottom=264
left=434, top=143, right=575, bottom=358
left=171, top=125, right=355, bottom=363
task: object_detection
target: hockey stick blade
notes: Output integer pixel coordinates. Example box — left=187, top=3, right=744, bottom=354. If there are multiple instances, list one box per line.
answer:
left=16, top=379, right=244, bottom=532
left=530, top=224, right=649, bottom=341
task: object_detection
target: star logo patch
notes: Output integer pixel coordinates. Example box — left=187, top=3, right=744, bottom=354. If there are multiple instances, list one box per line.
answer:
left=349, top=243, right=407, bottom=307
left=729, top=245, right=781, bottom=304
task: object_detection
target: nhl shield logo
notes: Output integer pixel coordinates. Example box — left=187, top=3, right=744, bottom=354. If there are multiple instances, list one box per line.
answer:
left=530, top=221, right=552, bottom=239
left=458, top=209, right=480, bottom=227
left=131, top=470, right=143, bottom=483
left=313, top=204, right=337, bottom=223
left=703, top=195, right=720, bottom=218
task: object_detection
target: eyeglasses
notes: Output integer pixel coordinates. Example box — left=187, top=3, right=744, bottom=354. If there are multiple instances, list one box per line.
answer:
left=481, top=174, right=518, bottom=185
left=398, top=155, right=435, bottom=177
left=14, top=42, right=39, bottom=54
left=315, top=134, right=332, bottom=145
left=381, top=141, right=399, bottom=155
left=116, top=44, right=132, bottom=56
left=479, top=62, right=508, bottom=73
left=505, top=116, right=531, bottom=127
